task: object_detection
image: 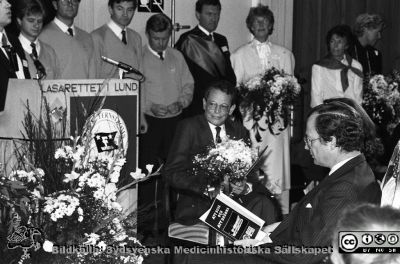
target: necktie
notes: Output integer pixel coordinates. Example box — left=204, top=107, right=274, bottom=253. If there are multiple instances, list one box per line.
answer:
left=121, top=30, right=127, bottom=45
left=30, top=42, right=38, bottom=59
left=67, top=27, right=74, bottom=37
left=215, top=126, right=222, bottom=144
left=210, top=32, right=214, bottom=42
left=1, top=33, right=18, bottom=72
left=157, top=51, right=164, bottom=60
left=30, top=42, right=46, bottom=79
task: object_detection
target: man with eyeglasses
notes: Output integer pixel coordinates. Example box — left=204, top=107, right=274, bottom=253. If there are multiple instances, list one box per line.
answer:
left=91, top=0, right=142, bottom=79
left=0, top=0, right=31, bottom=113
left=39, top=0, right=96, bottom=79
left=164, top=80, right=281, bottom=246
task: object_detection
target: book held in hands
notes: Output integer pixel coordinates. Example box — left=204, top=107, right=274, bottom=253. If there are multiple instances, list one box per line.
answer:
left=200, top=193, right=266, bottom=242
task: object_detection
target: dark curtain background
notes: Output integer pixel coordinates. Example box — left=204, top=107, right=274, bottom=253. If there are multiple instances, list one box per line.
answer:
left=293, top=0, right=400, bottom=137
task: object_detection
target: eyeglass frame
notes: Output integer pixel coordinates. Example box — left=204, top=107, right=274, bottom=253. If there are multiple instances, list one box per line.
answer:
left=59, top=0, right=80, bottom=5
left=206, top=101, right=231, bottom=113
left=304, top=134, right=321, bottom=147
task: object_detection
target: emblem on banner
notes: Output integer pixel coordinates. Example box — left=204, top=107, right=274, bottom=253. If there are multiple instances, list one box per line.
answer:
left=84, top=109, right=128, bottom=157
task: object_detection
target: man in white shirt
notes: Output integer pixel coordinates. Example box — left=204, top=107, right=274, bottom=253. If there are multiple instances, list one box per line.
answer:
left=39, top=0, right=96, bottom=79
left=16, top=0, right=60, bottom=79
left=0, top=0, right=31, bottom=112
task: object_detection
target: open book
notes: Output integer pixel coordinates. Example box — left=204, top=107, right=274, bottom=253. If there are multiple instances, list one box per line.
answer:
left=200, top=193, right=267, bottom=241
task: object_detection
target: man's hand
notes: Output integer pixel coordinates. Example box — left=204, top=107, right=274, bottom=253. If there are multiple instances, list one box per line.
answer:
left=234, top=232, right=272, bottom=247
left=151, top=104, right=168, bottom=117
left=167, top=102, right=182, bottom=115
left=230, top=180, right=247, bottom=196
left=140, top=114, right=148, bottom=134
left=262, top=221, right=281, bottom=233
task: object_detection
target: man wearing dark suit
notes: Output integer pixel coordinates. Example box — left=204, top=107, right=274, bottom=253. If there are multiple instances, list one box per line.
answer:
left=187, top=100, right=381, bottom=264
left=175, top=0, right=236, bottom=118
left=0, top=0, right=31, bottom=112
left=164, top=80, right=280, bottom=230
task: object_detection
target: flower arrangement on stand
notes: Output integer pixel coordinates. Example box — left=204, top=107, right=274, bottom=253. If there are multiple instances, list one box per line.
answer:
left=237, top=67, right=301, bottom=140
left=0, top=102, right=161, bottom=263
left=192, top=139, right=257, bottom=196
left=39, top=137, right=161, bottom=264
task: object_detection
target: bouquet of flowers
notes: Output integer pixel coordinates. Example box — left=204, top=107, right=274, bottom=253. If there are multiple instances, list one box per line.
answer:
left=192, top=139, right=257, bottom=191
left=38, top=137, right=161, bottom=264
left=363, top=71, right=400, bottom=133
left=237, top=67, right=301, bottom=138
left=2, top=140, right=160, bottom=264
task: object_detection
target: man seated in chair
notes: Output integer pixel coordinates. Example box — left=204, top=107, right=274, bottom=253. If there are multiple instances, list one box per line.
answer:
left=163, top=80, right=281, bottom=245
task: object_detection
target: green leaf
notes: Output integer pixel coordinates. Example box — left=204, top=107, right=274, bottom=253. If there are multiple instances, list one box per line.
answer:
left=10, top=181, right=27, bottom=190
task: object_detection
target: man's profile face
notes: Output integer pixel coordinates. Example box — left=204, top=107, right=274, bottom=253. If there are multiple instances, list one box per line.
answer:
left=0, top=0, right=12, bottom=30
left=53, top=0, right=80, bottom=21
left=195, top=4, right=220, bottom=33
left=147, top=29, right=170, bottom=53
left=109, top=1, right=135, bottom=28
left=18, top=13, right=44, bottom=41
left=203, top=88, right=235, bottom=126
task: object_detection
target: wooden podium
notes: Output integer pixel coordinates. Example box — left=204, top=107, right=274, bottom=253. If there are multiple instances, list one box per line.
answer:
left=0, top=78, right=140, bottom=217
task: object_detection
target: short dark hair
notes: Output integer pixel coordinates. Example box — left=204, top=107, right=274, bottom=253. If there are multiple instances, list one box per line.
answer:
left=195, top=0, right=221, bottom=13
left=323, top=97, right=376, bottom=141
left=16, top=0, right=45, bottom=20
left=354, top=13, right=384, bottom=37
left=204, top=80, right=236, bottom=104
left=308, top=101, right=365, bottom=152
left=333, top=204, right=400, bottom=264
left=326, top=24, right=353, bottom=53
left=145, top=13, right=172, bottom=34
left=246, top=4, right=274, bottom=35
left=108, top=0, right=137, bottom=9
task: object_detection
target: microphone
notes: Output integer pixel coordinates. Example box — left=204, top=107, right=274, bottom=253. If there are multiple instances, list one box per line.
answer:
left=101, top=56, right=142, bottom=76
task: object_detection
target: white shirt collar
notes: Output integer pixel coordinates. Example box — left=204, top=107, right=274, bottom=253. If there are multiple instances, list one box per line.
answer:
left=207, top=122, right=227, bottom=143
left=198, top=24, right=213, bottom=36
left=147, top=45, right=165, bottom=59
left=329, top=155, right=358, bottom=175
left=18, top=34, right=40, bottom=55
left=252, top=38, right=271, bottom=46
left=54, top=17, right=75, bottom=35
left=107, top=20, right=126, bottom=40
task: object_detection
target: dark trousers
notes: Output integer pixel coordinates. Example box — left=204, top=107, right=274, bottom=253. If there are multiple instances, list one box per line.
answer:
left=138, top=114, right=181, bottom=234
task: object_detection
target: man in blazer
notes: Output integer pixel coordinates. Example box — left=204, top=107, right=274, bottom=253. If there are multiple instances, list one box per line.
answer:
left=175, top=0, right=236, bottom=118
left=187, top=100, right=381, bottom=264
left=164, top=80, right=280, bottom=228
left=0, top=0, right=31, bottom=112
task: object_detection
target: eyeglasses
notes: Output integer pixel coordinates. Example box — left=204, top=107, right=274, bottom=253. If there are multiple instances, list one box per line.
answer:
left=59, top=0, right=80, bottom=5
left=304, top=135, right=320, bottom=147
left=206, top=102, right=230, bottom=113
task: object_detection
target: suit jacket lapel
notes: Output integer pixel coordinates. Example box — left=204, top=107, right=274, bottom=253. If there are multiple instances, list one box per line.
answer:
left=199, top=115, right=215, bottom=147
left=0, top=49, right=14, bottom=75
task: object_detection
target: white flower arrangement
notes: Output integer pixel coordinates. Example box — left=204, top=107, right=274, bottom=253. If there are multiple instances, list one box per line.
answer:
left=238, top=67, right=301, bottom=137
left=193, top=139, right=257, bottom=187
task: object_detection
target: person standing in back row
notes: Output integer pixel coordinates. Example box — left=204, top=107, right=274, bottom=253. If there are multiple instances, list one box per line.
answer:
left=39, top=0, right=96, bottom=79
left=91, top=0, right=142, bottom=80
left=175, top=0, right=236, bottom=118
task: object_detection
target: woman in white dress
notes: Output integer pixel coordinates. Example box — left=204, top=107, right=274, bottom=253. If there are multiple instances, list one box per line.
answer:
left=231, top=5, right=295, bottom=214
